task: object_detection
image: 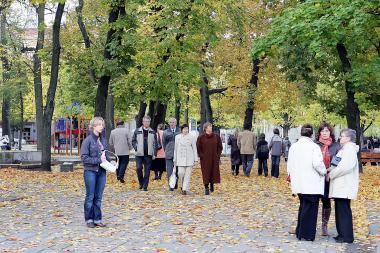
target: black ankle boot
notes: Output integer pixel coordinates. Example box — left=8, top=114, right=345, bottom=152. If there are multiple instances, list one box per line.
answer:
left=205, top=184, right=210, bottom=195
left=210, top=183, right=214, bottom=192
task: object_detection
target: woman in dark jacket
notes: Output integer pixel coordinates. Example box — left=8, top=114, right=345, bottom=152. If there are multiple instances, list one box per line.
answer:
left=315, top=122, right=340, bottom=236
left=256, top=133, right=269, bottom=177
left=227, top=129, right=241, bottom=176
left=80, top=117, right=108, bottom=228
left=196, top=122, right=223, bottom=195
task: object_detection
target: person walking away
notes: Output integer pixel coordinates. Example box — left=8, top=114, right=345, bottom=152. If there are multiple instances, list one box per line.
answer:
left=227, top=129, right=241, bottom=176
left=256, top=133, right=269, bottom=177
left=80, top=117, right=108, bottom=228
left=315, top=122, right=340, bottom=236
left=109, top=120, right=133, bottom=183
left=163, top=118, right=181, bottom=190
left=287, top=124, right=326, bottom=241
left=237, top=124, right=256, bottom=177
left=197, top=122, right=223, bottom=195
left=269, top=128, right=283, bottom=178
left=329, top=129, right=359, bottom=243
left=283, top=137, right=292, bottom=162
left=173, top=124, right=198, bottom=195
left=132, top=116, right=157, bottom=191
left=152, top=124, right=166, bottom=180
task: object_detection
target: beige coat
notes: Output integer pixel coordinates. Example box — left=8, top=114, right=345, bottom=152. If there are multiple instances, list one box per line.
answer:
left=329, top=142, right=359, bottom=200
left=237, top=130, right=257, bottom=155
left=173, top=133, right=198, bottom=167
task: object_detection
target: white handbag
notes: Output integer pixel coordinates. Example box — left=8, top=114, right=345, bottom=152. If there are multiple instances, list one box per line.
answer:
left=169, top=166, right=177, bottom=189
left=100, top=150, right=119, bottom=173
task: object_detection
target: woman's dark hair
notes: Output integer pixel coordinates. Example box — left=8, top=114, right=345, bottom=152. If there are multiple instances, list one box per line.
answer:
left=157, top=123, right=164, bottom=130
left=181, top=124, right=189, bottom=131
left=259, top=133, right=265, bottom=140
left=116, top=120, right=124, bottom=126
left=301, top=124, right=313, bottom=137
left=273, top=128, right=280, bottom=135
left=315, top=122, right=336, bottom=142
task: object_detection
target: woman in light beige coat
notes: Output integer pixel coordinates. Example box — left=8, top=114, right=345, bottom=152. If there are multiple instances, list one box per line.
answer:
left=328, top=128, right=359, bottom=243
left=173, top=124, right=198, bottom=195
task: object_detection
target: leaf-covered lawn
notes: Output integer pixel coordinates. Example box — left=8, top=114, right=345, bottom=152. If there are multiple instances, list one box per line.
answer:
left=0, top=160, right=378, bottom=252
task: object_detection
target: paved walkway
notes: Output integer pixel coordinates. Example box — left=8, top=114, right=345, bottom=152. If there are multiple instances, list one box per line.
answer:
left=0, top=162, right=378, bottom=253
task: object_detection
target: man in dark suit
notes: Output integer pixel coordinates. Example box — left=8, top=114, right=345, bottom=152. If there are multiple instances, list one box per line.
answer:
left=163, top=118, right=180, bottom=190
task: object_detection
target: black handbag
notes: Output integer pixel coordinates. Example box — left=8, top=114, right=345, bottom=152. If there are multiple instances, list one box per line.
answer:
left=330, top=155, right=342, bottom=167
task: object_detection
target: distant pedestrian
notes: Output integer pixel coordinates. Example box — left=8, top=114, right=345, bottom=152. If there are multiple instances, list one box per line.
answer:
left=163, top=118, right=181, bottom=190
left=283, top=137, right=292, bottom=162
left=227, top=129, right=241, bottom=176
left=256, top=133, right=269, bottom=177
left=109, top=121, right=133, bottom=183
left=197, top=122, right=223, bottom=195
left=132, top=116, right=157, bottom=191
left=237, top=124, right=256, bottom=177
left=269, top=128, right=283, bottom=178
left=151, top=124, right=166, bottom=180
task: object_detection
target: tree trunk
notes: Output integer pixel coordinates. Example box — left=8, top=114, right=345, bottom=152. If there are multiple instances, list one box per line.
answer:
left=105, top=89, right=115, bottom=144
left=76, top=0, right=96, bottom=83
left=148, top=100, right=155, bottom=119
left=243, top=58, right=260, bottom=130
left=19, top=91, right=24, bottom=150
left=175, top=99, right=181, bottom=126
left=41, top=2, right=65, bottom=171
left=184, top=93, right=189, bottom=125
left=151, top=100, right=167, bottom=130
left=33, top=3, right=45, bottom=150
left=94, top=3, right=123, bottom=118
left=336, top=43, right=362, bottom=172
left=135, top=101, right=147, bottom=128
left=1, top=11, right=11, bottom=138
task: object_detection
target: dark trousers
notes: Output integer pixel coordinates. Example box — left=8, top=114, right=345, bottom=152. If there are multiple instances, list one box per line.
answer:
left=335, top=198, right=354, bottom=242
left=271, top=155, right=281, bottom=178
left=241, top=154, right=254, bottom=176
left=83, top=169, right=106, bottom=223
left=321, top=181, right=331, bottom=209
left=135, top=156, right=152, bottom=190
left=296, top=194, right=320, bottom=241
left=116, top=155, right=129, bottom=180
left=231, top=165, right=240, bottom=175
left=258, top=159, right=268, bottom=176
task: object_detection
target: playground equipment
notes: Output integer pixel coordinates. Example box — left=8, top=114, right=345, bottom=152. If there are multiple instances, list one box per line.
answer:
left=52, top=102, right=90, bottom=156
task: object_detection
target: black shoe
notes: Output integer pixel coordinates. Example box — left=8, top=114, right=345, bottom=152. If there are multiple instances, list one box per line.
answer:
left=139, top=185, right=143, bottom=190
left=169, top=188, right=174, bottom=191
left=143, top=188, right=148, bottom=191
left=86, top=222, right=95, bottom=228
left=174, top=183, right=178, bottom=189
left=334, top=237, right=353, bottom=243
left=210, top=183, right=214, bottom=192
left=119, top=178, right=125, bottom=184
left=205, top=187, right=210, bottom=195
left=94, top=222, right=106, bottom=227
left=182, top=190, right=187, bottom=195
left=264, top=174, right=268, bottom=177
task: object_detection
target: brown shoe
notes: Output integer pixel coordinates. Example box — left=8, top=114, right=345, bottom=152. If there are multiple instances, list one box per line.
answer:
left=321, top=208, right=331, bottom=236
left=95, top=222, right=106, bottom=227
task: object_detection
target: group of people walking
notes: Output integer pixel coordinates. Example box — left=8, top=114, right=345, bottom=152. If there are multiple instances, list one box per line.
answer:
left=80, top=116, right=360, bottom=245
left=227, top=125, right=291, bottom=178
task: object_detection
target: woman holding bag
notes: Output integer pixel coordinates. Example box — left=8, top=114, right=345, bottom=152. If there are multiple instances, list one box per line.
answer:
left=80, top=117, right=108, bottom=228
left=173, top=124, right=198, bottom=195
left=152, top=124, right=166, bottom=180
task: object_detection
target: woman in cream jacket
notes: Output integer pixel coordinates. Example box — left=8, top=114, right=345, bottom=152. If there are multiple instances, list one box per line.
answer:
left=173, top=124, right=198, bottom=195
left=329, top=128, right=359, bottom=243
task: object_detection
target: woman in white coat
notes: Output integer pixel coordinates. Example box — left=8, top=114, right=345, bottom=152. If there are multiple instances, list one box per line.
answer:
left=287, top=124, right=326, bottom=241
left=173, top=124, right=198, bottom=195
left=329, top=129, right=359, bottom=243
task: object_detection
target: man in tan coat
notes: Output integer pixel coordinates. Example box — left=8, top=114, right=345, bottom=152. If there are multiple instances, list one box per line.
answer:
left=237, top=124, right=257, bottom=177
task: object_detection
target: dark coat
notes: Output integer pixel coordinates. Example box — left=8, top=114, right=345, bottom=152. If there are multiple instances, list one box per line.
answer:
left=196, top=133, right=223, bottom=185
left=256, top=140, right=269, bottom=160
left=80, top=131, right=107, bottom=172
left=227, top=135, right=241, bottom=165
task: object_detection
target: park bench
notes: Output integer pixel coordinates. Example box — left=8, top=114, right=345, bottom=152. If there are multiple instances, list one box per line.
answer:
left=360, top=152, right=380, bottom=165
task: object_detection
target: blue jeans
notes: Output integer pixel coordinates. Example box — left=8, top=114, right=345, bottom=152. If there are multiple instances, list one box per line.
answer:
left=241, top=154, right=254, bottom=176
left=84, top=168, right=106, bottom=223
left=271, top=155, right=281, bottom=178
left=258, top=159, right=268, bottom=176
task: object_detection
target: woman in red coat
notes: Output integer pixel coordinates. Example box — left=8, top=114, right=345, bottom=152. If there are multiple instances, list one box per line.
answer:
left=196, top=122, right=223, bottom=195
